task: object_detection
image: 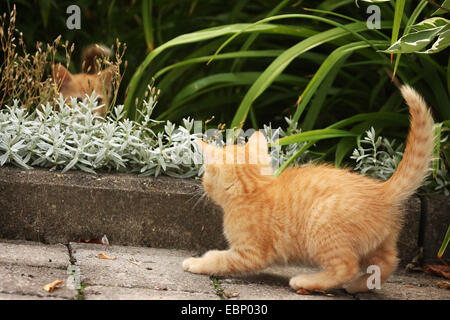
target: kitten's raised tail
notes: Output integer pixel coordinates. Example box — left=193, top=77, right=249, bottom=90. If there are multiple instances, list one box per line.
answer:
left=82, top=44, right=112, bottom=74
left=382, top=85, right=435, bottom=203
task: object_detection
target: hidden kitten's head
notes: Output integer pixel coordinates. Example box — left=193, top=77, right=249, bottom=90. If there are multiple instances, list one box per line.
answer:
left=195, top=131, right=273, bottom=204
left=52, top=44, right=114, bottom=117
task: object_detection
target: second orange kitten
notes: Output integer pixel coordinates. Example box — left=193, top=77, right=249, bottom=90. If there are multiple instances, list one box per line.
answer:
left=52, top=44, right=114, bottom=117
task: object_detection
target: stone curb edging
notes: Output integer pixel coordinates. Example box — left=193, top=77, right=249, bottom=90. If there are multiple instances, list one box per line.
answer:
left=0, top=166, right=448, bottom=265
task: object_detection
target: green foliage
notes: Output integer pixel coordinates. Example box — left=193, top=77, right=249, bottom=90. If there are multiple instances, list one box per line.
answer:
left=3, top=0, right=449, bottom=262
left=3, top=0, right=449, bottom=186
left=432, top=0, right=450, bottom=16
left=351, top=127, right=403, bottom=180
left=438, top=226, right=450, bottom=259
left=351, top=127, right=450, bottom=195
left=121, top=0, right=449, bottom=181
left=0, top=91, right=317, bottom=178
left=0, top=91, right=206, bottom=177
left=384, top=17, right=450, bottom=54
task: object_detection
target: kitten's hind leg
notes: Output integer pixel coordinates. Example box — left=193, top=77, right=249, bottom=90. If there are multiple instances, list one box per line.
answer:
left=289, top=253, right=359, bottom=292
left=183, top=248, right=269, bottom=275
left=344, top=242, right=398, bottom=294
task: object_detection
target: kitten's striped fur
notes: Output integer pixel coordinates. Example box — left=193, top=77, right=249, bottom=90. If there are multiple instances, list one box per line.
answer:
left=183, top=85, right=434, bottom=293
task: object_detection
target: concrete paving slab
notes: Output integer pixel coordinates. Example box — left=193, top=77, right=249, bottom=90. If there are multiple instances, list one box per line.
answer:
left=214, top=265, right=450, bottom=300
left=0, top=240, right=69, bottom=269
left=0, top=293, right=65, bottom=300
left=218, top=280, right=347, bottom=300
left=356, top=282, right=450, bottom=300
left=216, top=265, right=351, bottom=300
left=354, top=271, right=450, bottom=300
left=84, top=286, right=219, bottom=300
left=71, top=243, right=216, bottom=297
left=1, top=240, right=449, bottom=300
left=0, top=263, right=77, bottom=299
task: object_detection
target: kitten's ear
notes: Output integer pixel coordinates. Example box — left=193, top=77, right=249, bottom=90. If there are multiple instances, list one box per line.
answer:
left=53, top=63, right=73, bottom=89
left=100, top=66, right=115, bottom=85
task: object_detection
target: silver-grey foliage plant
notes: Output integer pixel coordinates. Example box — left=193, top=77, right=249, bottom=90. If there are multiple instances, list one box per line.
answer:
left=1, top=91, right=448, bottom=196
left=0, top=88, right=308, bottom=178
left=351, top=127, right=449, bottom=196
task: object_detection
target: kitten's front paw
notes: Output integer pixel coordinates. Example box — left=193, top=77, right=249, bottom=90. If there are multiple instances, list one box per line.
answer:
left=289, top=276, right=312, bottom=291
left=289, top=275, right=324, bottom=292
left=182, top=257, right=206, bottom=274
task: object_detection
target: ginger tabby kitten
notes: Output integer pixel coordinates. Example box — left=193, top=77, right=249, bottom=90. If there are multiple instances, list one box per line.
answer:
left=183, top=85, right=434, bottom=294
left=52, top=44, right=114, bottom=117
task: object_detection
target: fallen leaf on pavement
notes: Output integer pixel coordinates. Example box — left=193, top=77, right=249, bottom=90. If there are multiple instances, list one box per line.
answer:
left=223, top=290, right=240, bottom=298
left=437, top=281, right=450, bottom=289
left=154, top=286, right=168, bottom=291
left=296, top=288, right=312, bottom=295
left=423, top=265, right=450, bottom=279
left=98, top=252, right=117, bottom=260
left=79, top=235, right=109, bottom=245
left=296, top=288, right=333, bottom=296
left=405, top=263, right=423, bottom=272
left=43, top=280, right=63, bottom=293
left=80, top=238, right=103, bottom=244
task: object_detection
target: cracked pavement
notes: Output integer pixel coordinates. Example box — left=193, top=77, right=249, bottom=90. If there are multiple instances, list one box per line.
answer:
left=0, top=240, right=449, bottom=300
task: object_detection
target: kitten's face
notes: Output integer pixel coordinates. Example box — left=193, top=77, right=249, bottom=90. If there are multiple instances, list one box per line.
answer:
left=196, top=132, right=272, bottom=203
left=52, top=63, right=113, bottom=117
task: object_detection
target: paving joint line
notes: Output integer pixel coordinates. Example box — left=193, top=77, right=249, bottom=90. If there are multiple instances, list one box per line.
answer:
left=65, top=242, right=85, bottom=300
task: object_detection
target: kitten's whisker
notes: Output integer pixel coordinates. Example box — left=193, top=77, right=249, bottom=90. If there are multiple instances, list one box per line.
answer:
left=185, top=187, right=205, bottom=204
left=192, top=191, right=208, bottom=210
